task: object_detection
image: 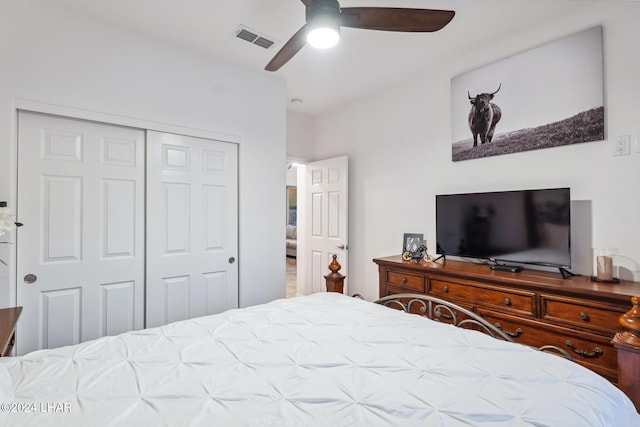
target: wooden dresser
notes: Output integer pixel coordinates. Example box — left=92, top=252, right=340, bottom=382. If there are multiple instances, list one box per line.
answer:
left=374, top=255, right=640, bottom=383
left=0, top=307, right=22, bottom=357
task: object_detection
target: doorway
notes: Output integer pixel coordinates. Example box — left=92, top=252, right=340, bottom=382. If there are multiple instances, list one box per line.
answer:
left=285, top=163, right=298, bottom=298
left=285, top=156, right=348, bottom=297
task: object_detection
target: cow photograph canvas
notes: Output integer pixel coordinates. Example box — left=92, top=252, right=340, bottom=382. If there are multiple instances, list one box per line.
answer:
left=450, top=26, right=604, bottom=162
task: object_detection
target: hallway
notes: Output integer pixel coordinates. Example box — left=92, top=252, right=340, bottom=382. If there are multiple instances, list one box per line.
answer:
left=286, top=257, right=297, bottom=298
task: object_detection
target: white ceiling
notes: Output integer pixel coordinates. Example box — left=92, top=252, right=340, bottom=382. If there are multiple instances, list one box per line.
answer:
left=46, top=0, right=617, bottom=116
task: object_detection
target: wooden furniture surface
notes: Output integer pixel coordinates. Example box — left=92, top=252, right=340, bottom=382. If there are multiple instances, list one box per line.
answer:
left=0, top=306, right=22, bottom=357
left=612, top=296, right=640, bottom=412
left=373, top=256, right=640, bottom=386
left=325, top=254, right=345, bottom=294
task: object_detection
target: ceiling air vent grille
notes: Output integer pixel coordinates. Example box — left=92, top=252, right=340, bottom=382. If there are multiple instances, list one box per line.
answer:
left=254, top=37, right=274, bottom=49
left=235, top=26, right=275, bottom=50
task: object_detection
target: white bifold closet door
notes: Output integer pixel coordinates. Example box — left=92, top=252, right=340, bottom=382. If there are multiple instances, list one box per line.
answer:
left=17, top=111, right=146, bottom=355
left=145, top=131, right=238, bottom=328
left=16, top=112, right=238, bottom=355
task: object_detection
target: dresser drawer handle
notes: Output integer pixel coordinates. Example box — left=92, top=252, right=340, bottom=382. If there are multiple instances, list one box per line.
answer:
left=504, top=297, right=511, bottom=306
left=579, top=312, right=589, bottom=321
left=401, top=277, right=407, bottom=284
left=494, top=323, right=523, bottom=338
left=442, top=286, right=449, bottom=293
left=564, top=340, right=603, bottom=359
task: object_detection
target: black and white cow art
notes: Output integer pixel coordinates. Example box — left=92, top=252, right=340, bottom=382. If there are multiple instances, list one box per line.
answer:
left=468, top=84, right=502, bottom=147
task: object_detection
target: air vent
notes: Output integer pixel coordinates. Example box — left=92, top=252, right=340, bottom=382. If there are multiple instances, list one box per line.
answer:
left=254, top=37, right=274, bottom=50
left=235, top=25, right=275, bottom=50
left=236, top=28, right=258, bottom=43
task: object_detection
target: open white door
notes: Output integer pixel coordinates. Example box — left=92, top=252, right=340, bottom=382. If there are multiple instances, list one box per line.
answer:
left=304, top=156, right=348, bottom=294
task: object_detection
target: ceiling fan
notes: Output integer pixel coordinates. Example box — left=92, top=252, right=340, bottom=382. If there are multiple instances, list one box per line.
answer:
left=265, top=0, right=455, bottom=72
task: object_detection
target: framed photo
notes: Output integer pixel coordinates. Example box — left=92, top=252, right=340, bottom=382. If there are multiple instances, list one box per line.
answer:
left=403, top=233, right=424, bottom=253
left=450, top=26, right=604, bottom=161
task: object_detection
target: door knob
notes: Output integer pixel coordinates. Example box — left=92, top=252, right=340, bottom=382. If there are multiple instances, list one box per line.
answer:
left=336, top=244, right=348, bottom=250
left=24, top=274, right=37, bottom=284
left=228, top=257, right=236, bottom=264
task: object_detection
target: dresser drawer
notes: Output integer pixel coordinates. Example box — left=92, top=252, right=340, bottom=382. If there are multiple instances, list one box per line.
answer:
left=540, top=295, right=624, bottom=334
left=385, top=270, right=425, bottom=293
left=477, top=309, right=528, bottom=342
left=478, top=309, right=618, bottom=382
left=429, top=278, right=535, bottom=316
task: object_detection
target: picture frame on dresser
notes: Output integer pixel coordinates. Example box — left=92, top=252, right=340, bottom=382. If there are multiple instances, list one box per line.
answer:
left=402, top=233, right=423, bottom=253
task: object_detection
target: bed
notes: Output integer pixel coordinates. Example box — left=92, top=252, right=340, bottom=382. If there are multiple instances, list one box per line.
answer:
left=1, top=292, right=638, bottom=426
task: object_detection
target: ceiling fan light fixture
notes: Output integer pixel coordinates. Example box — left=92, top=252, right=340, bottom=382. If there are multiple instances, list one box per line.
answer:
left=306, top=14, right=340, bottom=49
left=265, top=2, right=456, bottom=72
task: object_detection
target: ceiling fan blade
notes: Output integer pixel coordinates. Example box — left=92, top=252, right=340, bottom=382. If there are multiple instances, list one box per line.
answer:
left=339, top=8, right=455, bottom=32
left=265, top=25, right=308, bottom=72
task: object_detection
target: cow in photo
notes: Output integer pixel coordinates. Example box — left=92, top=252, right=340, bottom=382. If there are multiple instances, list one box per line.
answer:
left=468, top=84, right=502, bottom=147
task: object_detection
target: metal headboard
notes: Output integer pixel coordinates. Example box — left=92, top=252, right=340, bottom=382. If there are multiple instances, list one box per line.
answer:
left=366, top=293, right=573, bottom=361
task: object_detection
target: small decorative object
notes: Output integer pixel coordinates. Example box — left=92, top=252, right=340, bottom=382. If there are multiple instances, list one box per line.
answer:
left=324, top=254, right=345, bottom=293
left=591, top=248, right=619, bottom=283
left=402, top=244, right=433, bottom=263
left=0, top=201, right=23, bottom=267
left=402, top=233, right=432, bottom=263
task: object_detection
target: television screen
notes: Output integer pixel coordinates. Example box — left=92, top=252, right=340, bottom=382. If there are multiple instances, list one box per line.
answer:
left=436, top=188, right=571, bottom=268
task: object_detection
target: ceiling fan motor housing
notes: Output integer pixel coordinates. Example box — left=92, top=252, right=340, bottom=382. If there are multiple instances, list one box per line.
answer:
left=306, top=0, right=341, bottom=23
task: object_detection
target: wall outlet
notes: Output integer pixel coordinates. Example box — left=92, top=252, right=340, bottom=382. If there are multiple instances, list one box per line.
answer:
left=612, top=135, right=630, bottom=156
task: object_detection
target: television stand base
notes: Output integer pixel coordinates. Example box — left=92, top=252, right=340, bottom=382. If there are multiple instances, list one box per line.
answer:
left=559, top=267, right=578, bottom=279
left=490, top=264, right=523, bottom=273
left=431, top=254, right=445, bottom=262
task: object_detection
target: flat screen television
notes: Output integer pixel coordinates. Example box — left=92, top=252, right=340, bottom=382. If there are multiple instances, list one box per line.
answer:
left=435, top=188, right=571, bottom=269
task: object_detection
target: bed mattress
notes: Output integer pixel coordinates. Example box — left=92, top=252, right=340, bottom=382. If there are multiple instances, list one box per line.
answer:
left=1, top=292, right=638, bottom=426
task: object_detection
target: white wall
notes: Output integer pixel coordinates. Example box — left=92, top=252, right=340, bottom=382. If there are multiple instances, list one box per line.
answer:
left=307, top=2, right=640, bottom=301
left=0, top=0, right=286, bottom=308
left=286, top=111, right=315, bottom=161
left=286, top=166, right=298, bottom=187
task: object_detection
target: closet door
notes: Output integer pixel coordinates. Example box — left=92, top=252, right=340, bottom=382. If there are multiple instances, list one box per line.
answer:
left=17, top=111, right=145, bottom=355
left=146, top=131, right=238, bottom=327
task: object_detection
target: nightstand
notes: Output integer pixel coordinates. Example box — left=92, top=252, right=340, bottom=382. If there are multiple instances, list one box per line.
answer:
left=0, top=307, right=22, bottom=357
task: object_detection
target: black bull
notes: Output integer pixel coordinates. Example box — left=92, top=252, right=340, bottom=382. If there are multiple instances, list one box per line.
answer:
left=468, top=84, right=502, bottom=147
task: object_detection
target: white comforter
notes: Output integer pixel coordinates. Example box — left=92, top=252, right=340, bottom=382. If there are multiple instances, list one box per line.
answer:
left=1, top=293, right=638, bottom=426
